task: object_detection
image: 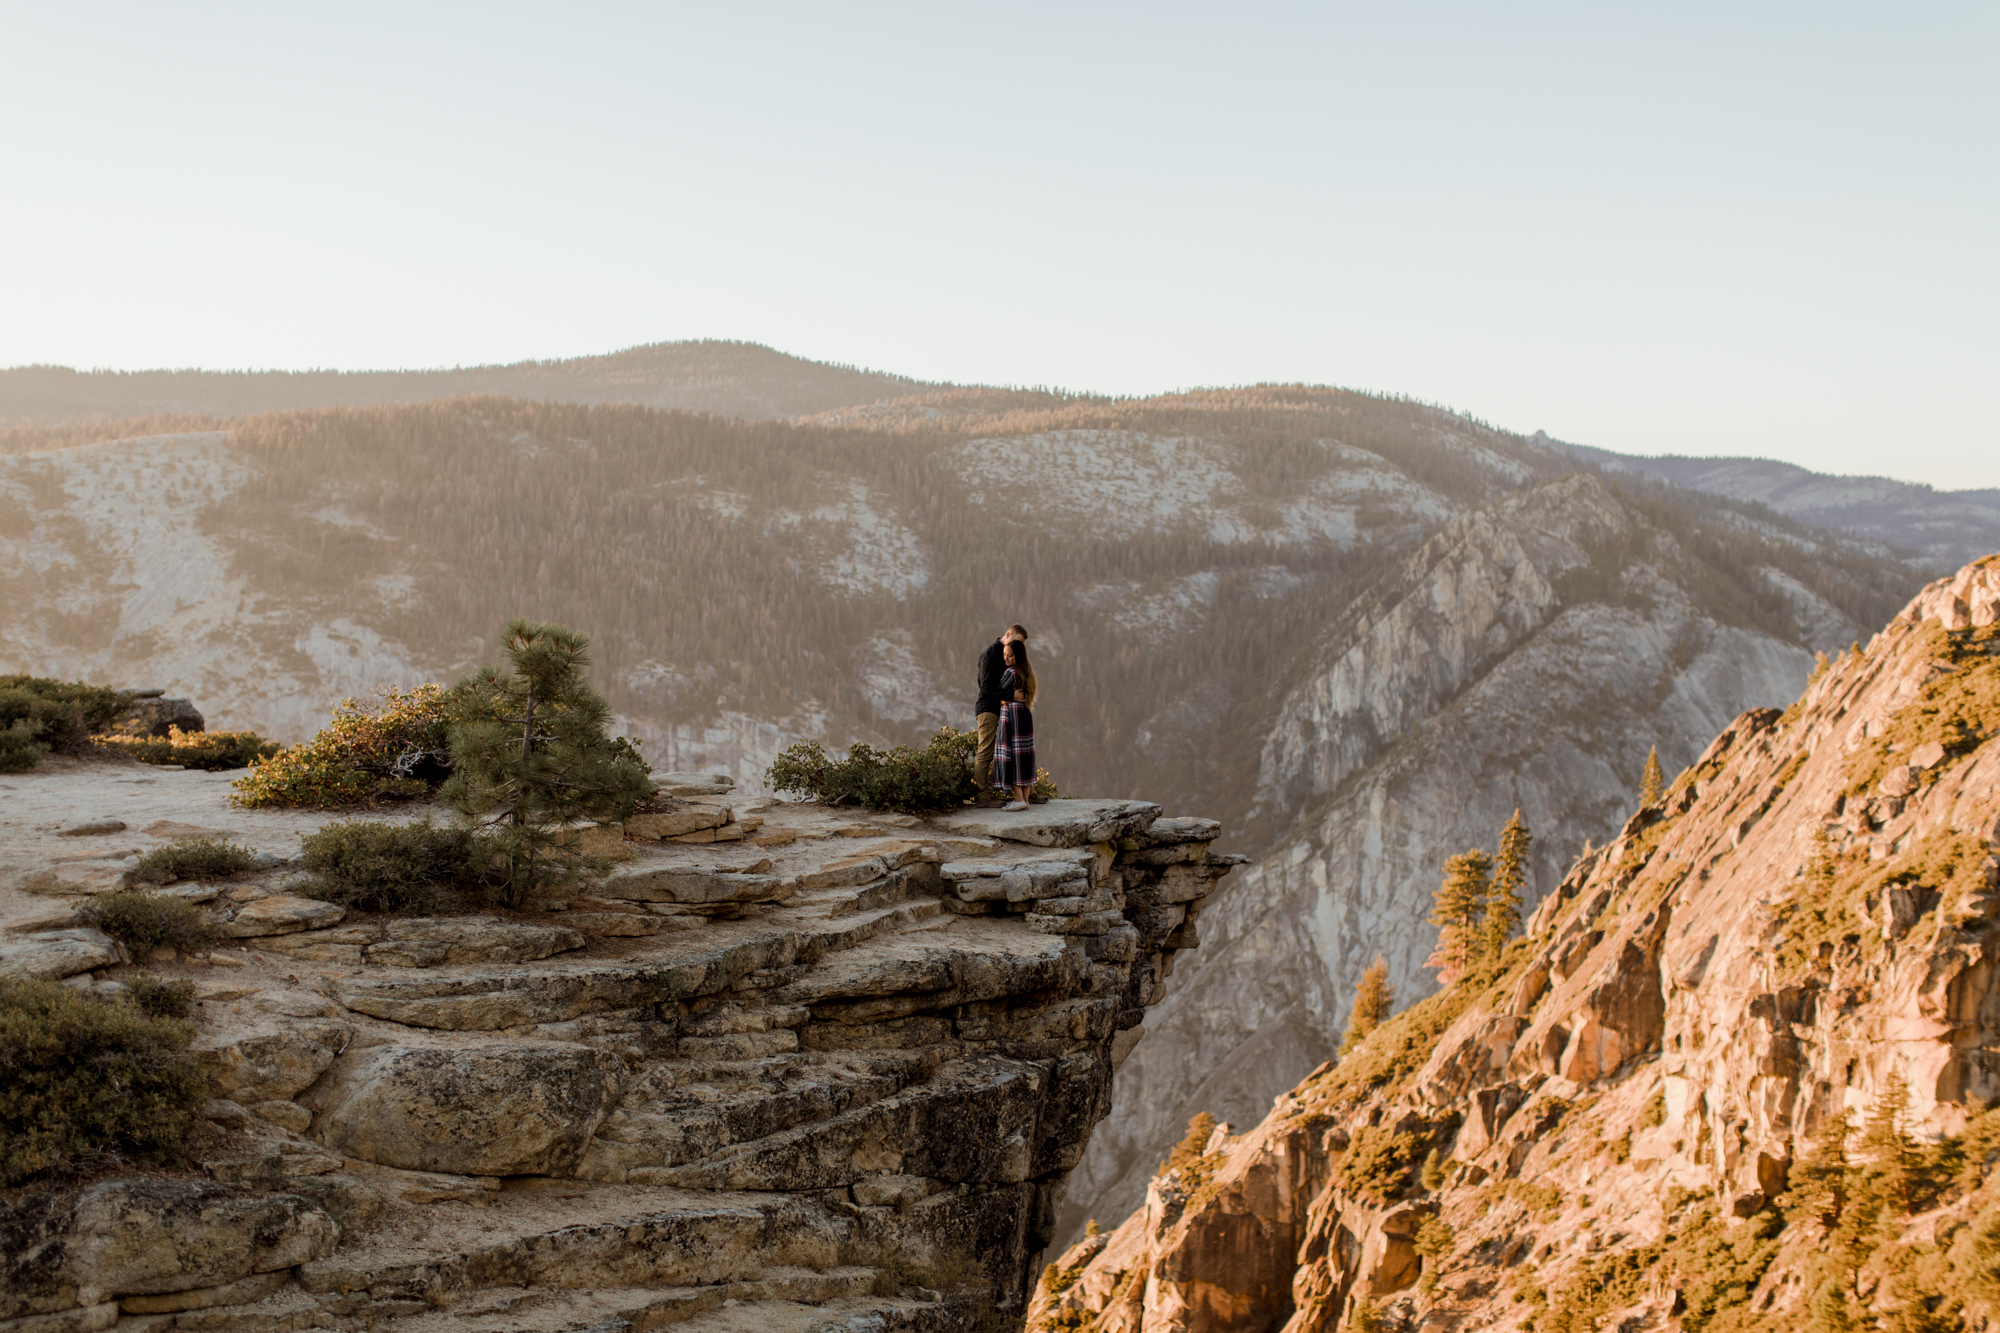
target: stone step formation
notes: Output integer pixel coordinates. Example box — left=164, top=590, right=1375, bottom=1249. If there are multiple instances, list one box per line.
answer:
left=0, top=793, right=1241, bottom=1332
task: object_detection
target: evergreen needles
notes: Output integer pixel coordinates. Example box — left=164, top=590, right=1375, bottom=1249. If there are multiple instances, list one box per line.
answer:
left=441, top=619, right=653, bottom=907
left=1427, top=810, right=1535, bottom=984
left=1639, top=745, right=1665, bottom=806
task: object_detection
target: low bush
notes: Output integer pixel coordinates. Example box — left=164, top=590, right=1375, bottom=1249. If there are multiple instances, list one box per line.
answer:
left=124, top=973, right=196, bottom=1020
left=297, top=817, right=483, bottom=915
left=95, top=726, right=280, bottom=771
left=128, top=836, right=259, bottom=886
left=1336, top=1124, right=1421, bottom=1206
left=0, top=676, right=128, bottom=771
left=232, top=683, right=457, bottom=808
left=0, top=975, right=208, bottom=1185
left=1, top=718, right=48, bottom=772
left=768, top=727, right=1057, bottom=812
left=77, top=891, right=222, bottom=957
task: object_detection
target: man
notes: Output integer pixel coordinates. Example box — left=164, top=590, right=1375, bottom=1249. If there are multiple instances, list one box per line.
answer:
left=972, top=624, right=1026, bottom=803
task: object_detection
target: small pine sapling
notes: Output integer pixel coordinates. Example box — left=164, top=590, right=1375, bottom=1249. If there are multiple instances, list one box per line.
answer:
left=1341, top=955, right=1395, bottom=1055
left=1486, top=810, right=1532, bottom=956
left=1639, top=745, right=1665, bottom=807
left=442, top=620, right=653, bottom=907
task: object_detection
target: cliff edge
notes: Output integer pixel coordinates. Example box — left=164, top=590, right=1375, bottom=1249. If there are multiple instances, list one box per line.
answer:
left=0, top=788, right=1241, bottom=1331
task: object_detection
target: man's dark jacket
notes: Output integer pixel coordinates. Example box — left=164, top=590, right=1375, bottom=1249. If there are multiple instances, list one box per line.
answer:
left=975, top=640, right=1007, bottom=716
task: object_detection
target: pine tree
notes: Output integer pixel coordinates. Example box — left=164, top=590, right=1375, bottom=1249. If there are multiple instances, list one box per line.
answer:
left=1340, top=956, right=1394, bottom=1055
left=1485, top=810, right=1532, bottom=956
left=1859, top=1070, right=1920, bottom=1217
left=1639, top=746, right=1665, bottom=806
left=1426, top=850, right=1493, bottom=985
left=442, top=620, right=654, bottom=907
left=1782, top=1112, right=1852, bottom=1228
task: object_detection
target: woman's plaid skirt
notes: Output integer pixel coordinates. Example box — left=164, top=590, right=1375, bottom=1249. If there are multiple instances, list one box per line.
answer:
left=993, top=702, right=1036, bottom=790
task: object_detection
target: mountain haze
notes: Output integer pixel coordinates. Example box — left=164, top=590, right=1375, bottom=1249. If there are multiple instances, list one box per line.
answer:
left=0, top=340, right=931, bottom=429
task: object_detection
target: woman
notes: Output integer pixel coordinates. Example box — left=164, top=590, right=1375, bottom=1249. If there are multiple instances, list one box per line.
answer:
left=993, top=639, right=1038, bottom=810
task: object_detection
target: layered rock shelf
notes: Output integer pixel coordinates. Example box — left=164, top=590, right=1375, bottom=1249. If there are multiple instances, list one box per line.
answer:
left=0, top=792, right=1242, bottom=1332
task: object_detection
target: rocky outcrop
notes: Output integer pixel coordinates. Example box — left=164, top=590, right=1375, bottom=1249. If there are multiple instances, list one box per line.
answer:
left=1037, top=554, right=2000, bottom=1332
left=0, top=795, right=1237, bottom=1330
left=1070, top=474, right=1864, bottom=1241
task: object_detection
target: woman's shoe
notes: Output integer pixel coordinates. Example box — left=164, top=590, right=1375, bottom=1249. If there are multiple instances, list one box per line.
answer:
left=1004, top=800, right=1029, bottom=811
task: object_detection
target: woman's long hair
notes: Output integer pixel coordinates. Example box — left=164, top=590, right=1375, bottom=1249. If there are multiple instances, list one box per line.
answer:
left=1007, top=639, right=1038, bottom=709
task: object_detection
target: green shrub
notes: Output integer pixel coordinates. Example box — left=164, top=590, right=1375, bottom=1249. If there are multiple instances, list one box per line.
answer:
left=128, top=836, right=259, bottom=886
left=232, top=683, right=457, bottom=808
left=124, top=974, right=195, bottom=1020
left=0, top=975, right=207, bottom=1185
left=77, top=891, right=222, bottom=957
left=0, top=717, right=49, bottom=772
left=95, top=726, right=280, bottom=771
left=770, top=728, right=981, bottom=812
left=0, top=676, right=127, bottom=770
left=298, top=818, right=481, bottom=915
left=1414, top=1215, right=1457, bottom=1298
left=1336, top=1124, right=1421, bottom=1206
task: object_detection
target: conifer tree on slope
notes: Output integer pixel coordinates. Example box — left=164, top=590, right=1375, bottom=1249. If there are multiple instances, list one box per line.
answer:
left=1485, top=810, right=1531, bottom=956
left=1426, top=850, right=1492, bottom=985
left=442, top=620, right=653, bottom=908
left=1341, top=955, right=1395, bottom=1055
left=1639, top=745, right=1665, bottom=806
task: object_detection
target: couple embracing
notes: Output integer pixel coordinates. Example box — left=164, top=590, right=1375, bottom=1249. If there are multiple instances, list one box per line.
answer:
left=972, top=623, right=1038, bottom=810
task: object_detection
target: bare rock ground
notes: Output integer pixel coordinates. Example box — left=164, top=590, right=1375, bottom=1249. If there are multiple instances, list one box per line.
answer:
left=0, top=773, right=1241, bottom=1332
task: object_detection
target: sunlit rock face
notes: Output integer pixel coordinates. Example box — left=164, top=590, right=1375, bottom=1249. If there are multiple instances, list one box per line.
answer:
left=1036, top=556, right=2000, bottom=1333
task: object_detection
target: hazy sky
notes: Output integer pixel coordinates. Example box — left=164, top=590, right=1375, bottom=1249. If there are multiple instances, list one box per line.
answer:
left=3, top=4, right=1993, bottom=488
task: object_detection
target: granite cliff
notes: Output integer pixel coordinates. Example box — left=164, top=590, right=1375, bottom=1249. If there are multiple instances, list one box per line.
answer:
left=0, top=785, right=1240, bottom=1331
left=1069, top=472, right=1867, bottom=1237
left=1036, top=555, right=2000, bottom=1332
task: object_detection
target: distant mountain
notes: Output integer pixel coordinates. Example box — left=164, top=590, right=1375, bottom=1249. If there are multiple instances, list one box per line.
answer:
left=1554, top=437, right=2000, bottom=571
left=0, top=341, right=932, bottom=426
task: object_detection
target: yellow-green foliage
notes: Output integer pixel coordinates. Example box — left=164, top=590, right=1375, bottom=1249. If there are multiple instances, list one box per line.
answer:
left=95, top=726, right=279, bottom=771
left=76, top=890, right=221, bottom=957
left=1159, top=1111, right=1223, bottom=1194
left=1507, top=1179, right=1566, bottom=1223
left=128, top=835, right=258, bottom=885
left=233, top=683, right=455, bottom=808
left=1773, top=826, right=1992, bottom=976
left=1415, top=1214, right=1456, bottom=1297
left=0, top=975, right=208, bottom=1185
left=1846, top=622, right=2000, bottom=798
left=1337, top=1124, right=1421, bottom=1206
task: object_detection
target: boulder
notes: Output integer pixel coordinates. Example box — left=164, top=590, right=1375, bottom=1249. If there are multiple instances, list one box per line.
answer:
left=938, top=799, right=1163, bottom=848
left=224, top=896, right=344, bottom=938
left=626, top=809, right=728, bottom=840
left=598, top=863, right=792, bottom=905
left=368, top=917, right=585, bottom=967
left=1879, top=766, right=1921, bottom=799
left=0, top=929, right=119, bottom=980
left=66, top=1179, right=338, bottom=1305
left=1910, top=740, right=1948, bottom=770
left=107, top=695, right=204, bottom=739
left=310, top=1043, right=622, bottom=1176
left=191, top=1020, right=350, bottom=1104
left=57, top=821, right=128, bottom=838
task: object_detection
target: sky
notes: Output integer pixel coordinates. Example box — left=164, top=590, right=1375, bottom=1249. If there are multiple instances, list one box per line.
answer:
left=2, top=3, right=1994, bottom=489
